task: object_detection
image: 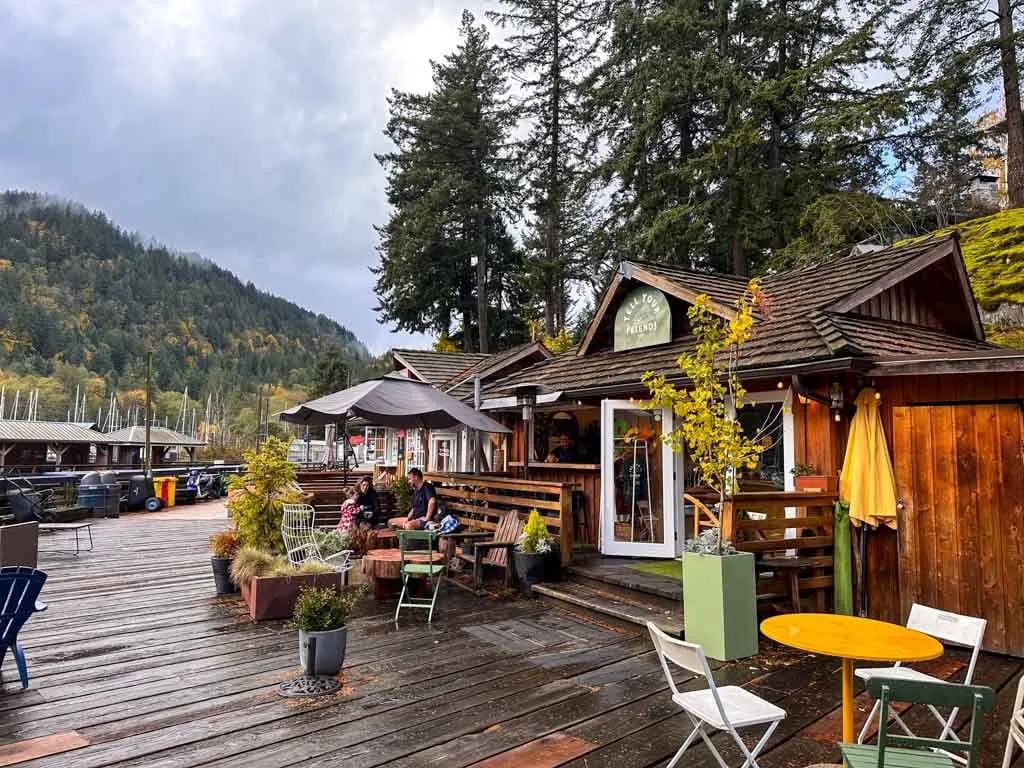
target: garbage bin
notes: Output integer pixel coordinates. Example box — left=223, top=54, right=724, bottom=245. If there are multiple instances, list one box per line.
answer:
left=127, top=475, right=156, bottom=512
left=78, top=472, right=110, bottom=518
left=153, top=477, right=178, bottom=508
left=98, top=471, right=121, bottom=518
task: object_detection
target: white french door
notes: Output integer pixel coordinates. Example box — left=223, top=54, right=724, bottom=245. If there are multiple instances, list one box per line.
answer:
left=600, top=400, right=679, bottom=557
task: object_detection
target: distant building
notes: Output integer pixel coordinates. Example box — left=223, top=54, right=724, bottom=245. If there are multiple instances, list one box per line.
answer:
left=970, top=109, right=1009, bottom=206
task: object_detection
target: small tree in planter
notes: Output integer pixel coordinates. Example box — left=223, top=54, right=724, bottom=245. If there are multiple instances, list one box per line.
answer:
left=288, top=585, right=366, bottom=675
left=643, top=280, right=765, bottom=661
left=209, top=529, right=240, bottom=594
left=227, top=436, right=303, bottom=552
left=513, top=509, right=554, bottom=595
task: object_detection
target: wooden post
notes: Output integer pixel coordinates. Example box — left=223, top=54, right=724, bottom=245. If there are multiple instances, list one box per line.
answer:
left=721, top=498, right=736, bottom=543
left=559, top=484, right=573, bottom=567
left=0, top=443, right=12, bottom=468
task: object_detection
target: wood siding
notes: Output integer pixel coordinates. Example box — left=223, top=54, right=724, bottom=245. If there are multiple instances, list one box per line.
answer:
left=893, top=403, right=1024, bottom=655
left=852, top=281, right=943, bottom=329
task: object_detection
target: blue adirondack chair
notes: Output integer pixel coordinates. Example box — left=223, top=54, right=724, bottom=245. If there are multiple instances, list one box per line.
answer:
left=0, top=566, right=48, bottom=688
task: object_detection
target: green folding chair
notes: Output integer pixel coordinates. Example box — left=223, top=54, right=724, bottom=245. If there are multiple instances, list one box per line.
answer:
left=840, top=677, right=994, bottom=768
left=394, top=530, right=445, bottom=623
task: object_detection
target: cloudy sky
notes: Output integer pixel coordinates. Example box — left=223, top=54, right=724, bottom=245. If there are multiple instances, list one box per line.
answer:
left=0, top=0, right=496, bottom=353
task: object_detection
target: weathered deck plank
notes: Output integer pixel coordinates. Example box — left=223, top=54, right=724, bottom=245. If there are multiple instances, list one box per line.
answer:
left=0, top=511, right=1018, bottom=768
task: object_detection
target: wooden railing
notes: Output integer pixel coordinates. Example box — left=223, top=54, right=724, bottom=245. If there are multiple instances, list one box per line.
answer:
left=687, top=493, right=720, bottom=538
left=722, top=491, right=839, bottom=603
left=424, top=472, right=573, bottom=566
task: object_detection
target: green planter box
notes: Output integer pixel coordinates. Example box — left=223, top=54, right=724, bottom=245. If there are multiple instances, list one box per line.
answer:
left=682, top=550, right=758, bottom=661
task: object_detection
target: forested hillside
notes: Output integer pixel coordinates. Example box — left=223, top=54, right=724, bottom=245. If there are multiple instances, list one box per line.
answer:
left=0, top=192, right=371, bottom=432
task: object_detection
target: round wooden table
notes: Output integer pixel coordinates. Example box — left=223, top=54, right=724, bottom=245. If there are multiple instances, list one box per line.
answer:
left=760, top=613, right=943, bottom=743
left=362, top=548, right=445, bottom=600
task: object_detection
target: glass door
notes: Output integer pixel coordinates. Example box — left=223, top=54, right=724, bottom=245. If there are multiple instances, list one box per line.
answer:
left=430, top=434, right=457, bottom=473
left=600, top=400, right=678, bottom=557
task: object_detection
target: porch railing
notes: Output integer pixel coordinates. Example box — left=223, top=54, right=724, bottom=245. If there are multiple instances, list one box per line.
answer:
left=424, top=472, right=574, bottom=567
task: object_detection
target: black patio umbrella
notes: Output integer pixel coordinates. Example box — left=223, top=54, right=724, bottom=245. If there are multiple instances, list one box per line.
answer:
left=278, top=373, right=510, bottom=433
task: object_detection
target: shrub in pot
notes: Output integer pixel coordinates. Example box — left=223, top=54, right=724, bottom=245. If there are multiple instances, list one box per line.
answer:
left=791, top=463, right=838, bottom=493
left=288, top=584, right=365, bottom=675
left=512, top=509, right=554, bottom=595
left=209, top=529, right=240, bottom=594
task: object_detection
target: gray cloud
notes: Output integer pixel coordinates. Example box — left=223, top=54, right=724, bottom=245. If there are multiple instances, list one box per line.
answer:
left=0, top=0, right=493, bottom=353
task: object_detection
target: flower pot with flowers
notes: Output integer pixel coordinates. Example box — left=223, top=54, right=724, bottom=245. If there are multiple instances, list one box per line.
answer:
left=512, top=509, right=555, bottom=595
left=643, top=279, right=766, bottom=661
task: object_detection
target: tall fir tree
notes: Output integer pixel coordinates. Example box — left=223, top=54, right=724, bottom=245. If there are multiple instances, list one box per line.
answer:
left=489, top=0, right=603, bottom=335
left=374, top=11, right=526, bottom=352
left=894, top=0, right=1024, bottom=209
left=583, top=0, right=905, bottom=275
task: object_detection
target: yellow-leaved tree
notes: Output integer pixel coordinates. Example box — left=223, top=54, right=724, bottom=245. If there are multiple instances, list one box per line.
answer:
left=642, top=279, right=766, bottom=554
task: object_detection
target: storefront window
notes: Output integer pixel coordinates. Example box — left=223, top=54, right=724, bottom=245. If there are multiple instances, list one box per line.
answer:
left=365, top=427, right=387, bottom=463
left=532, top=408, right=601, bottom=464
left=406, top=429, right=425, bottom=469
left=735, top=400, right=788, bottom=490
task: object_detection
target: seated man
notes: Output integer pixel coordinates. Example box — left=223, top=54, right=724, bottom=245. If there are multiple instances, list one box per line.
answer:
left=549, top=432, right=576, bottom=463
left=388, top=467, right=438, bottom=530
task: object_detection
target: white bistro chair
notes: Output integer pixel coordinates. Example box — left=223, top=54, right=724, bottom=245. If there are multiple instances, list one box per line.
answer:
left=646, top=622, right=786, bottom=768
left=281, top=504, right=352, bottom=572
left=856, top=603, right=986, bottom=763
left=1003, top=674, right=1024, bottom=768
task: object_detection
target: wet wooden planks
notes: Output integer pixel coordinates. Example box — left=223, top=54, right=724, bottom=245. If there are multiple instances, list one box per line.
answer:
left=0, top=512, right=1019, bottom=768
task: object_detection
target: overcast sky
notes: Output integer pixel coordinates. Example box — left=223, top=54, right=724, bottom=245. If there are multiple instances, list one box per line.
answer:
left=0, top=0, right=498, bottom=353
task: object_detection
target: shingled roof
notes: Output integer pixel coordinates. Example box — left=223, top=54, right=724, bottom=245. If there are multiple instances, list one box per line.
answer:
left=485, top=234, right=1006, bottom=400
left=391, top=349, right=489, bottom=387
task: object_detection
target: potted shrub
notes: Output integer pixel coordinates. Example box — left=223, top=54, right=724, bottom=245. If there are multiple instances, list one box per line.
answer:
left=288, top=585, right=364, bottom=675
left=227, top=436, right=303, bottom=552
left=644, top=280, right=765, bottom=661
left=230, top=546, right=346, bottom=621
left=791, top=463, right=838, bottom=493
left=512, top=509, right=555, bottom=595
left=209, top=529, right=240, bottom=594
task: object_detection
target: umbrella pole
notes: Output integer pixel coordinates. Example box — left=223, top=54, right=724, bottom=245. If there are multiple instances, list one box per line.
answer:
left=857, top=525, right=869, bottom=617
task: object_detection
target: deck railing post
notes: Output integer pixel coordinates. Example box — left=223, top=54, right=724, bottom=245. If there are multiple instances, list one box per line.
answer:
left=559, top=485, right=572, bottom=568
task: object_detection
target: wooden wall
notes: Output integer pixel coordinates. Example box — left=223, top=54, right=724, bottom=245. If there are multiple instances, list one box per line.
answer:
left=800, top=372, right=1024, bottom=627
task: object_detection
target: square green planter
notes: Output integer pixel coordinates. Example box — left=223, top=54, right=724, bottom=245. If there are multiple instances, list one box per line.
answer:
left=682, top=550, right=758, bottom=661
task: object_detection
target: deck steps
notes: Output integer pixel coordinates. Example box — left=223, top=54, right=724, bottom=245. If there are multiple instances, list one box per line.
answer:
left=532, top=580, right=684, bottom=637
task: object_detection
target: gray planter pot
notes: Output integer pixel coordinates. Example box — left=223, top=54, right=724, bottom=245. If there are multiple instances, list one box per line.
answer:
left=298, top=627, right=348, bottom=676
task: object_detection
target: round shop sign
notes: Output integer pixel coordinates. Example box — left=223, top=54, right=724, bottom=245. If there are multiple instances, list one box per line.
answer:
left=613, top=286, right=671, bottom=351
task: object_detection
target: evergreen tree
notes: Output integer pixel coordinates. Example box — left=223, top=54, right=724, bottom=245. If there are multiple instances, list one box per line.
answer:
left=310, top=344, right=350, bottom=399
left=374, top=11, right=527, bottom=353
left=894, top=0, right=1024, bottom=208
left=489, top=0, right=602, bottom=335
left=583, top=0, right=904, bottom=275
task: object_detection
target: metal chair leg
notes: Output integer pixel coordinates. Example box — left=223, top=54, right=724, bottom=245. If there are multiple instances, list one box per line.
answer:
left=394, top=576, right=408, bottom=623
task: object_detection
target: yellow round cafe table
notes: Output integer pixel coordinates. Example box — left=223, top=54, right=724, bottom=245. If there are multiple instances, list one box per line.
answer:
left=760, top=614, right=943, bottom=742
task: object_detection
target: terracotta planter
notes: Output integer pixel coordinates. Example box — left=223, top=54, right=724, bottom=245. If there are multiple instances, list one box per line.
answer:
left=794, top=475, right=838, bottom=493
left=240, top=572, right=345, bottom=621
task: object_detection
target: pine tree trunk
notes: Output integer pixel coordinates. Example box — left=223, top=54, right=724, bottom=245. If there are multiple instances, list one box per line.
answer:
left=476, top=212, right=489, bottom=354
left=997, top=0, right=1024, bottom=207
left=545, top=0, right=562, bottom=338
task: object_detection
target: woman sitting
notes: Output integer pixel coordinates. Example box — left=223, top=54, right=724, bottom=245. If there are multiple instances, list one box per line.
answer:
left=355, top=475, right=382, bottom=527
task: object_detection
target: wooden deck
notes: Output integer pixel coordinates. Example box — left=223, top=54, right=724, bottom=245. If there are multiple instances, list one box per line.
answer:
left=1, top=510, right=1021, bottom=768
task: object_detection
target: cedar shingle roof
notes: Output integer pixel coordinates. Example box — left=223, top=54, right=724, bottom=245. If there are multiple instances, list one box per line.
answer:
left=443, top=342, right=552, bottom=399
left=391, top=349, right=489, bottom=387
left=485, top=234, right=1001, bottom=398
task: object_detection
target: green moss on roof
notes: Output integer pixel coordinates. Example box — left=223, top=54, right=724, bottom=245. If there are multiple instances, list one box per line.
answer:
left=934, top=209, right=1024, bottom=311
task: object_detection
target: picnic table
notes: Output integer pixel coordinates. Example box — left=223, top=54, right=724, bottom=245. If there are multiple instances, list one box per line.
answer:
left=761, top=613, right=943, bottom=742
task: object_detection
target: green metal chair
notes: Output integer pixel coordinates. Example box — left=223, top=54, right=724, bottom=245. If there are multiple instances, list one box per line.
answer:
left=394, top=530, right=444, bottom=623
left=840, top=677, right=995, bottom=768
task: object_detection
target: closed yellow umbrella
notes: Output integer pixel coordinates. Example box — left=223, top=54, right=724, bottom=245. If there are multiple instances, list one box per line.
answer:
left=840, top=387, right=897, bottom=529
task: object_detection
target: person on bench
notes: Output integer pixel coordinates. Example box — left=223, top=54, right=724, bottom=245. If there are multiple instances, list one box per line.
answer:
left=389, top=468, right=438, bottom=531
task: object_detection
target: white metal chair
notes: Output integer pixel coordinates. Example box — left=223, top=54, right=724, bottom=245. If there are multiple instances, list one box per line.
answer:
left=646, top=622, right=786, bottom=768
left=1003, top=674, right=1024, bottom=768
left=856, top=603, right=987, bottom=763
left=281, top=504, right=352, bottom=572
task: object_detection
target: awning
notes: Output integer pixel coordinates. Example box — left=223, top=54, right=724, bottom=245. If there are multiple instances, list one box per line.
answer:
left=279, top=373, right=510, bottom=433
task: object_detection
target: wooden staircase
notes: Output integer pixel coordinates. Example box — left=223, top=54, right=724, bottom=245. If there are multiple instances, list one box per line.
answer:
left=531, top=557, right=684, bottom=637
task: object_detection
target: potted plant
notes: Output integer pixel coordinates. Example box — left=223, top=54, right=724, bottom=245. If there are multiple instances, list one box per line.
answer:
left=512, top=509, right=555, bottom=595
left=288, top=585, right=364, bottom=675
left=209, top=529, right=240, bottom=594
left=226, top=436, right=303, bottom=552
left=230, top=546, right=346, bottom=621
left=643, top=280, right=765, bottom=661
left=791, top=463, right=838, bottom=493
